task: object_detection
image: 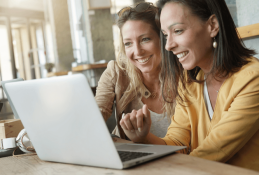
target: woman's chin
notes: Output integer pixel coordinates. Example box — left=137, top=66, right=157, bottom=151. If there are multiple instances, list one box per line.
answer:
left=139, top=68, right=152, bottom=73
left=182, top=63, right=196, bottom=71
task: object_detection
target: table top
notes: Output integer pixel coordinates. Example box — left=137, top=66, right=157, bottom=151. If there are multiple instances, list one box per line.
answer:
left=0, top=138, right=258, bottom=175
left=72, top=63, right=108, bottom=72
left=47, top=71, right=69, bottom=77
left=1, top=153, right=258, bottom=175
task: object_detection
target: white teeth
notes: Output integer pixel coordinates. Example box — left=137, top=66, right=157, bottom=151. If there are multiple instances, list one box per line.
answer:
left=137, top=56, right=150, bottom=63
left=177, top=51, right=188, bottom=59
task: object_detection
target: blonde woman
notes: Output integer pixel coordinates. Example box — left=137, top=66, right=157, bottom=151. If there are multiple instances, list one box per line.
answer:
left=95, top=2, right=174, bottom=139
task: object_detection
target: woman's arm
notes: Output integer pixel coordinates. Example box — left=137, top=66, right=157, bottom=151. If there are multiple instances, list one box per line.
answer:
left=190, top=70, right=259, bottom=162
left=143, top=132, right=167, bottom=145
left=95, top=61, right=117, bottom=121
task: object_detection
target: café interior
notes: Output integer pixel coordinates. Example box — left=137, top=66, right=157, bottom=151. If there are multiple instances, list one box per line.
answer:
left=0, top=0, right=259, bottom=174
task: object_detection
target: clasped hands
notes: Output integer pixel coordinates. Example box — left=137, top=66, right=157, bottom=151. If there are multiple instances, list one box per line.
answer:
left=120, top=105, right=151, bottom=143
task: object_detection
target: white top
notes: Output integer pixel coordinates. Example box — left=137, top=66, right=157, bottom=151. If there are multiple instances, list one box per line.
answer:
left=124, top=94, right=170, bottom=138
left=203, top=78, right=214, bottom=120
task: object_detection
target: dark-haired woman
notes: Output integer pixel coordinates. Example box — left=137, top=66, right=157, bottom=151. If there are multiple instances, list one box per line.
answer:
left=95, top=2, right=174, bottom=140
left=120, top=0, right=259, bottom=171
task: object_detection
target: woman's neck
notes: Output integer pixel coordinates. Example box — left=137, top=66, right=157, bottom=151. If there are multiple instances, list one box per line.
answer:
left=205, top=72, right=226, bottom=86
left=142, top=70, right=160, bottom=91
left=199, top=51, right=214, bottom=74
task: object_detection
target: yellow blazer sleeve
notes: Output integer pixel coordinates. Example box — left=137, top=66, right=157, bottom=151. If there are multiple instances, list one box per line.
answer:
left=190, top=70, right=259, bottom=162
left=95, top=61, right=117, bottom=121
left=162, top=102, right=191, bottom=154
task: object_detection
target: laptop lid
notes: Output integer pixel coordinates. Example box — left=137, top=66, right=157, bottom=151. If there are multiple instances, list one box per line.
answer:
left=1, top=78, right=24, bottom=119
left=4, top=74, right=123, bottom=169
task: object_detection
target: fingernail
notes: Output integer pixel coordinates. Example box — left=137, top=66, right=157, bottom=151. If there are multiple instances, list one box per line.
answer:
left=131, top=130, right=134, bottom=133
left=138, top=128, right=141, bottom=132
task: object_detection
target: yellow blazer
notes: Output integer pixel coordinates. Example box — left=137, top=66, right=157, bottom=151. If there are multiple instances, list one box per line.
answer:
left=162, top=57, right=259, bottom=171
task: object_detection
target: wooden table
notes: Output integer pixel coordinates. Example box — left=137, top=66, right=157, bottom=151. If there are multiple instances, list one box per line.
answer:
left=47, top=71, right=69, bottom=77
left=72, top=63, right=108, bottom=72
left=0, top=138, right=258, bottom=175
left=46, top=63, right=108, bottom=78
left=71, top=62, right=108, bottom=87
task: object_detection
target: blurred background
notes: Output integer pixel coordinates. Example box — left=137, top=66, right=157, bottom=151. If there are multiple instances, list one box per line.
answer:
left=0, top=0, right=258, bottom=126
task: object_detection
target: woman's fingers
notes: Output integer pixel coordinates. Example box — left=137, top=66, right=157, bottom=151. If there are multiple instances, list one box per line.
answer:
left=120, top=113, right=135, bottom=132
left=130, top=110, right=138, bottom=131
left=120, top=109, right=144, bottom=133
left=143, top=104, right=150, bottom=121
left=119, top=106, right=151, bottom=143
left=136, top=109, right=144, bottom=132
left=120, top=113, right=128, bottom=130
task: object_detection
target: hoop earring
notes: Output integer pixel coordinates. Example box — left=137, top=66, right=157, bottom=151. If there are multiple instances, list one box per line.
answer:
left=213, top=37, right=217, bottom=48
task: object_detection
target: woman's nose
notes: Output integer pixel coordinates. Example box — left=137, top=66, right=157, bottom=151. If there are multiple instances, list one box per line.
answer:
left=165, top=36, right=177, bottom=51
left=134, top=43, right=144, bottom=56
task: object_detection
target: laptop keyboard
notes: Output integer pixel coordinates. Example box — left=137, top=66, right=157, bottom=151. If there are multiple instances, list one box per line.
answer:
left=118, top=151, right=154, bottom=162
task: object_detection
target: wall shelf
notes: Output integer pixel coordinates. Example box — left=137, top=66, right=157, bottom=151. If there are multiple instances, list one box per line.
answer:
left=237, top=23, right=259, bottom=39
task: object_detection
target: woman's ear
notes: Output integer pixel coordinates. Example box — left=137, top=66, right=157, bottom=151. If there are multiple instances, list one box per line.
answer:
left=208, top=14, right=219, bottom=38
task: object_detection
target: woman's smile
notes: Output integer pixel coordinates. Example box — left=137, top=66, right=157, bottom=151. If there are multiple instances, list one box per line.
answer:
left=136, top=55, right=152, bottom=63
left=175, top=51, right=189, bottom=63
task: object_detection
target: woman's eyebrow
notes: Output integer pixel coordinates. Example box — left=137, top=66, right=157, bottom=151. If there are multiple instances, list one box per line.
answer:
left=123, top=34, right=149, bottom=41
left=162, top=22, right=184, bottom=32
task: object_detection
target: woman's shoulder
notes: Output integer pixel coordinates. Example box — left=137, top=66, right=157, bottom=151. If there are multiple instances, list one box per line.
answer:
left=228, top=57, right=259, bottom=92
left=106, top=60, right=126, bottom=74
left=106, top=60, right=117, bottom=70
left=244, top=57, right=259, bottom=70
left=104, top=60, right=129, bottom=85
left=234, top=57, right=259, bottom=77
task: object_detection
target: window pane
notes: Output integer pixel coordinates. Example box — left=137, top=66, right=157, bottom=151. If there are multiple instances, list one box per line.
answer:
left=0, top=19, right=13, bottom=81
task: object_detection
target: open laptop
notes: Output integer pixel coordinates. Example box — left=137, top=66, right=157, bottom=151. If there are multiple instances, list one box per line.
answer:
left=4, top=74, right=186, bottom=169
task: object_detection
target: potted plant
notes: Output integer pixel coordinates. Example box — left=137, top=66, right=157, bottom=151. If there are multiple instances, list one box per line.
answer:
left=44, top=63, right=55, bottom=73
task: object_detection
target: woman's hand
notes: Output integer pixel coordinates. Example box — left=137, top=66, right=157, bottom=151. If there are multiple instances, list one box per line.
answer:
left=120, top=104, right=151, bottom=143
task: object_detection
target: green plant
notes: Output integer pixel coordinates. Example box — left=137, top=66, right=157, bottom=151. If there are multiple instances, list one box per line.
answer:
left=45, top=63, right=55, bottom=72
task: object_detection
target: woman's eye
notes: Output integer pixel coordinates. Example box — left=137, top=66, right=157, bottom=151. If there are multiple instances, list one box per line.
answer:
left=174, top=29, right=183, bottom=34
left=142, top=37, right=150, bottom=42
left=162, top=33, right=168, bottom=39
left=124, top=42, right=132, bottom=47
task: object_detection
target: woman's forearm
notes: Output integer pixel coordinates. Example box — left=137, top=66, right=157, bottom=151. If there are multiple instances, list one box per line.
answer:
left=142, top=132, right=167, bottom=145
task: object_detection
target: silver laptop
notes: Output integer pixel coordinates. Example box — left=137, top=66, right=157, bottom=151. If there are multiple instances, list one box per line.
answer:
left=4, top=74, right=186, bottom=169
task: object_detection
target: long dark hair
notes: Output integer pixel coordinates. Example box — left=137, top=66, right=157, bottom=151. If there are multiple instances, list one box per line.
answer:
left=156, top=0, right=256, bottom=104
